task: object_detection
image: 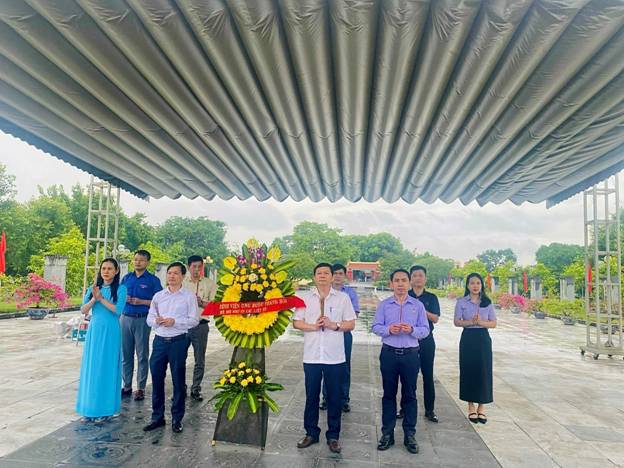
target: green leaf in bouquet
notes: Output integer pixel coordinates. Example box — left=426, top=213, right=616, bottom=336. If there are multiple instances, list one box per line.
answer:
left=226, top=392, right=244, bottom=420
left=262, top=392, right=280, bottom=413
left=245, top=390, right=258, bottom=414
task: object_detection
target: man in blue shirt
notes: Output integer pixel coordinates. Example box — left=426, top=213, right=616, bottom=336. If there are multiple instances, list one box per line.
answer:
left=320, top=263, right=360, bottom=413
left=372, top=269, right=429, bottom=455
left=121, top=250, right=163, bottom=401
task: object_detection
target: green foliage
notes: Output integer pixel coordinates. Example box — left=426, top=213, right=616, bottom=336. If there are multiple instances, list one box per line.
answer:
left=477, top=248, right=517, bottom=272
left=452, top=259, right=487, bottom=280
left=540, top=298, right=585, bottom=320
left=411, top=252, right=455, bottom=288
left=155, top=216, right=228, bottom=264
left=120, top=213, right=154, bottom=251
left=0, top=163, right=16, bottom=202
left=29, top=226, right=94, bottom=295
left=535, top=243, right=583, bottom=276
left=492, top=260, right=519, bottom=288
left=281, top=222, right=353, bottom=279
left=526, top=262, right=557, bottom=296
left=378, top=249, right=417, bottom=285
left=135, top=240, right=184, bottom=273
left=345, top=232, right=404, bottom=262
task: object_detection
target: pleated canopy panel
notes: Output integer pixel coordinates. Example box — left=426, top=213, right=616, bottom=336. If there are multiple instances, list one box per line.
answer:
left=0, top=0, right=622, bottom=205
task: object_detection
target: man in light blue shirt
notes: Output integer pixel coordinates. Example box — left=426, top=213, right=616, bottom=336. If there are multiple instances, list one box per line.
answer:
left=144, top=262, right=198, bottom=434
left=372, top=269, right=429, bottom=455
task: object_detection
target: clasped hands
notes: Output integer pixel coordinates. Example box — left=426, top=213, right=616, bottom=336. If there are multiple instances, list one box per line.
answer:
left=155, top=316, right=176, bottom=327
left=313, top=316, right=338, bottom=331
left=389, top=323, right=413, bottom=335
left=471, top=312, right=485, bottom=327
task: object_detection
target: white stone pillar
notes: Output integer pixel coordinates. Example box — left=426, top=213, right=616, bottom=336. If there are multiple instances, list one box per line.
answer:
left=530, top=277, right=542, bottom=299
left=44, top=255, right=68, bottom=291
left=154, top=262, right=168, bottom=288
left=119, top=260, right=129, bottom=279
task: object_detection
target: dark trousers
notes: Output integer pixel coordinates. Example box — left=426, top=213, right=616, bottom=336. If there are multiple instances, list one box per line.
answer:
left=418, top=334, right=436, bottom=412
left=322, top=331, right=352, bottom=404
left=187, top=321, right=209, bottom=394
left=304, top=363, right=344, bottom=441
left=150, top=334, right=188, bottom=424
left=380, top=345, right=420, bottom=438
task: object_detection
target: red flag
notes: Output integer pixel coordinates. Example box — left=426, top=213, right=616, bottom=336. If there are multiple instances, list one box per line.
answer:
left=486, top=272, right=492, bottom=291
left=587, top=263, right=593, bottom=294
left=0, top=231, right=6, bottom=275
left=522, top=271, right=528, bottom=293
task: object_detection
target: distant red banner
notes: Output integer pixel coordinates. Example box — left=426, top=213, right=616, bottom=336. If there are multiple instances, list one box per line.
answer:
left=202, top=296, right=305, bottom=316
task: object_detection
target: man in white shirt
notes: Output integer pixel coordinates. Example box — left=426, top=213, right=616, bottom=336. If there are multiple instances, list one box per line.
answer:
left=182, top=255, right=217, bottom=402
left=144, top=262, right=199, bottom=434
left=293, top=263, right=356, bottom=454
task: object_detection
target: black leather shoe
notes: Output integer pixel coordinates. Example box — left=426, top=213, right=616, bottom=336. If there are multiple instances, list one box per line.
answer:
left=327, top=439, right=341, bottom=454
left=319, top=400, right=327, bottom=410
left=121, top=387, right=132, bottom=398
left=297, top=435, right=319, bottom=448
left=190, top=391, right=203, bottom=402
left=396, top=408, right=404, bottom=419
left=377, top=434, right=394, bottom=451
left=425, top=411, right=439, bottom=423
left=172, top=421, right=183, bottom=433
left=143, top=419, right=165, bottom=432
left=404, top=435, right=419, bottom=454
left=342, top=402, right=351, bottom=413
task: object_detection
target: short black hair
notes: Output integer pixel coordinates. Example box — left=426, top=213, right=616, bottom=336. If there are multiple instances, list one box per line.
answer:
left=332, top=263, right=347, bottom=274
left=409, top=265, right=427, bottom=276
left=167, top=261, right=187, bottom=274
left=187, top=255, right=204, bottom=266
left=134, top=249, right=151, bottom=261
left=313, top=262, right=333, bottom=275
left=390, top=269, right=410, bottom=281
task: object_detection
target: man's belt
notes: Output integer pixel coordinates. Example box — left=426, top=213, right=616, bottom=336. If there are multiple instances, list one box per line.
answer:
left=382, top=344, right=419, bottom=355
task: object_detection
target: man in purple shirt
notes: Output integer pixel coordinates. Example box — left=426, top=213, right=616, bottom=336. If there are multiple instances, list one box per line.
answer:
left=372, top=269, right=429, bottom=455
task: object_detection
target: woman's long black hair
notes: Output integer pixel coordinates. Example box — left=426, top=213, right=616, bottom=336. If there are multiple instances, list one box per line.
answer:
left=463, top=272, right=491, bottom=307
left=88, top=257, right=121, bottom=303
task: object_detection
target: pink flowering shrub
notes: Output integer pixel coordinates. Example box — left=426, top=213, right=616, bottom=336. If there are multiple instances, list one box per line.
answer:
left=14, top=274, right=70, bottom=309
left=497, top=293, right=516, bottom=309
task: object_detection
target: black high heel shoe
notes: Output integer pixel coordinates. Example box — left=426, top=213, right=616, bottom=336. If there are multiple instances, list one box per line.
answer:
left=468, top=412, right=479, bottom=423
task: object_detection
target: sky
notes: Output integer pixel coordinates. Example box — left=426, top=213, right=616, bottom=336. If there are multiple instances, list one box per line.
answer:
left=2, top=131, right=620, bottom=265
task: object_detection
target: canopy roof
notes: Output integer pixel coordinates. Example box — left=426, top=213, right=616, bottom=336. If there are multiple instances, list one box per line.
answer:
left=1, top=0, right=623, bottom=206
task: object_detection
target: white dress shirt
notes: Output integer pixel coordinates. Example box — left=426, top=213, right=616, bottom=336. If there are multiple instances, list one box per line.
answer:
left=182, top=276, right=217, bottom=320
left=293, top=287, right=356, bottom=365
left=147, top=287, right=199, bottom=337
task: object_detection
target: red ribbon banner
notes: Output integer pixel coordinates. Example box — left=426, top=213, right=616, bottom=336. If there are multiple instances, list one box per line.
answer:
left=202, top=296, right=305, bottom=316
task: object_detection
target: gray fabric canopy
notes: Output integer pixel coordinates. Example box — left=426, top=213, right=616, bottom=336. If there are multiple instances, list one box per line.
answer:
left=1, top=0, right=623, bottom=206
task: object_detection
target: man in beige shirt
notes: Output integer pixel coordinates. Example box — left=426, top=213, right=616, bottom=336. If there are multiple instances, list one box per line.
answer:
left=182, top=255, right=217, bottom=401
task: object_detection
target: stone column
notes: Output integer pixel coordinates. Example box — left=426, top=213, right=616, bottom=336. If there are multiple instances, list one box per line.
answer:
left=508, top=278, right=518, bottom=295
left=560, top=276, right=575, bottom=300
left=119, top=260, right=129, bottom=279
left=530, top=277, right=542, bottom=300
left=491, top=277, right=497, bottom=293
left=154, top=262, right=168, bottom=288
left=44, top=255, right=68, bottom=291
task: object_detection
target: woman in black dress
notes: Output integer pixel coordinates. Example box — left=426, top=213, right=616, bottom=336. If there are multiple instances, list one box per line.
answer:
left=453, top=273, right=497, bottom=424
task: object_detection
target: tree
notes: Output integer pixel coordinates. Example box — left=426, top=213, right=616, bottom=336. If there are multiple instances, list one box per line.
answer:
left=281, top=222, right=354, bottom=279
left=378, top=249, right=417, bottom=286
left=135, top=240, right=184, bottom=273
left=477, top=248, right=517, bottom=272
left=29, top=225, right=94, bottom=295
left=155, top=216, right=228, bottom=263
left=535, top=243, right=583, bottom=276
left=345, top=232, right=404, bottom=262
left=527, top=262, right=557, bottom=296
left=412, top=252, right=455, bottom=288
left=120, top=213, right=155, bottom=251
left=0, top=163, right=16, bottom=202
left=492, top=260, right=519, bottom=290
left=452, top=259, right=488, bottom=280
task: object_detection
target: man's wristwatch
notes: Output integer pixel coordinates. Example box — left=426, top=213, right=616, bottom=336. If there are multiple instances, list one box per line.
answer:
left=335, top=322, right=342, bottom=331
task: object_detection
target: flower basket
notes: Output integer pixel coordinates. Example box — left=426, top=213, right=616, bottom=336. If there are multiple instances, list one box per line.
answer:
left=207, top=239, right=297, bottom=448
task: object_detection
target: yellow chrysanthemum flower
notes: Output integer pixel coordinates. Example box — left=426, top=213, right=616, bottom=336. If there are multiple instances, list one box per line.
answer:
left=222, top=285, right=241, bottom=302
left=267, top=246, right=281, bottom=262
left=260, top=274, right=268, bottom=280
left=259, top=268, right=266, bottom=274
left=241, top=380, right=249, bottom=387
left=238, top=362, right=246, bottom=369
left=223, top=257, right=237, bottom=270
left=251, top=263, right=257, bottom=270
left=274, top=271, right=287, bottom=284
left=240, top=267, right=247, bottom=275
left=221, top=273, right=235, bottom=286
left=243, top=283, right=249, bottom=291
left=238, top=371, right=244, bottom=376
left=246, top=368, right=252, bottom=374
left=264, top=288, right=283, bottom=300
left=262, top=281, right=269, bottom=288
left=268, top=264, right=274, bottom=270
left=229, top=377, right=236, bottom=384
left=223, top=312, right=279, bottom=334
left=255, top=376, right=263, bottom=384
left=253, top=369, right=260, bottom=375
left=271, top=281, right=277, bottom=288
left=219, top=378, right=226, bottom=385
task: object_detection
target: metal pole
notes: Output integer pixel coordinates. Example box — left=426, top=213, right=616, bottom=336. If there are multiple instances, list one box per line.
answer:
left=82, top=176, right=94, bottom=297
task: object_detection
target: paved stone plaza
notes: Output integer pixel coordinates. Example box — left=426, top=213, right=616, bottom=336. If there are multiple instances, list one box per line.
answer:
left=1, top=298, right=623, bottom=467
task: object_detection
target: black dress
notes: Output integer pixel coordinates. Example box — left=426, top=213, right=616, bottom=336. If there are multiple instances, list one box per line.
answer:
left=455, top=297, right=495, bottom=404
